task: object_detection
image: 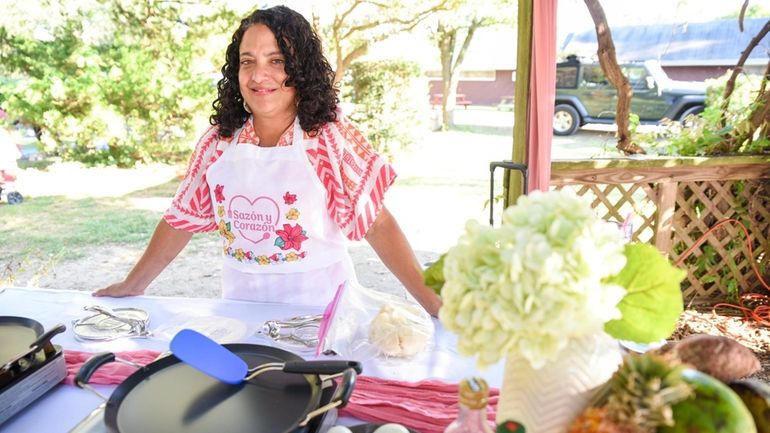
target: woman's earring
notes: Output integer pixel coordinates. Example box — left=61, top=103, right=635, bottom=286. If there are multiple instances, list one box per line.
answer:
left=243, top=101, right=252, bottom=113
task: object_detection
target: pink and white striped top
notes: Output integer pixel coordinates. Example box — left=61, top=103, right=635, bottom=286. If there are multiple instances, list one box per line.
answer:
left=163, top=113, right=396, bottom=241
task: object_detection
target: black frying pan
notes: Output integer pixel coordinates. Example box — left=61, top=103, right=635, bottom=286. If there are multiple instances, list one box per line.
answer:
left=0, top=316, right=44, bottom=363
left=76, top=344, right=358, bottom=433
left=0, top=316, right=66, bottom=376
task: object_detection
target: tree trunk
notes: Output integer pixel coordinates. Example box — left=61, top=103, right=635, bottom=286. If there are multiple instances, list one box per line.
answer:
left=583, top=0, right=645, bottom=155
left=721, top=59, right=770, bottom=152
left=335, top=43, right=368, bottom=84
left=438, top=24, right=456, bottom=130
left=436, top=18, right=482, bottom=131
left=720, top=19, right=770, bottom=128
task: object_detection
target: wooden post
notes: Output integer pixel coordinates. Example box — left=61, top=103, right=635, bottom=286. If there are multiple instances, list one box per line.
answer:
left=505, top=0, right=533, bottom=209
left=654, top=181, right=678, bottom=256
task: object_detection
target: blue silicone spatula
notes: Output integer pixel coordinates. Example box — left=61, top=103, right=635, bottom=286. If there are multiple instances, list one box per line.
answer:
left=169, top=328, right=361, bottom=385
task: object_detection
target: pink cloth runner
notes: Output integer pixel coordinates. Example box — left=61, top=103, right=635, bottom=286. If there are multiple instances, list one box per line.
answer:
left=63, top=349, right=162, bottom=385
left=64, top=351, right=498, bottom=433
left=339, top=376, right=499, bottom=433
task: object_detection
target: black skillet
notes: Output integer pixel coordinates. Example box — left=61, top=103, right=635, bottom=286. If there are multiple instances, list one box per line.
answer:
left=76, top=344, right=359, bottom=433
left=0, top=316, right=44, bottom=363
left=0, top=316, right=66, bottom=379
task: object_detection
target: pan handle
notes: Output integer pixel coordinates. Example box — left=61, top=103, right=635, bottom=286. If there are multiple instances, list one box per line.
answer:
left=328, top=367, right=357, bottom=408
left=74, top=352, right=115, bottom=402
left=283, top=360, right=362, bottom=375
left=298, top=367, right=357, bottom=427
left=75, top=351, right=146, bottom=401
left=75, top=352, right=116, bottom=389
left=75, top=352, right=147, bottom=386
left=31, top=323, right=66, bottom=351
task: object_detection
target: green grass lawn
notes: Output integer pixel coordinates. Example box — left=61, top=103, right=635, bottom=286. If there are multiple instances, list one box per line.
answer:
left=0, top=179, right=179, bottom=263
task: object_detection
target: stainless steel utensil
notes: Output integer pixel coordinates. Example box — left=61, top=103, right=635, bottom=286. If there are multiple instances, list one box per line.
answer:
left=257, top=314, right=321, bottom=348
left=72, top=305, right=150, bottom=341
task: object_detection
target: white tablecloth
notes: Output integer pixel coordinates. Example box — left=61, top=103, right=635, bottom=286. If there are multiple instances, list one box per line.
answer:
left=0, top=287, right=501, bottom=433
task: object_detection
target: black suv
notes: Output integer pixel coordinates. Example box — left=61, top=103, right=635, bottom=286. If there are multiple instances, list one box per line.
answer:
left=553, top=57, right=706, bottom=135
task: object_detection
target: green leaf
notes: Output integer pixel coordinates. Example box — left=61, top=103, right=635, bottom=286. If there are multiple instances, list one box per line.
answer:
left=604, top=243, right=686, bottom=343
left=422, top=253, right=447, bottom=295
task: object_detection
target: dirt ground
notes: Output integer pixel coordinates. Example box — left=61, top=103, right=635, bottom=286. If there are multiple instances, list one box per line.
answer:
left=3, top=233, right=433, bottom=300
left=671, top=309, right=770, bottom=382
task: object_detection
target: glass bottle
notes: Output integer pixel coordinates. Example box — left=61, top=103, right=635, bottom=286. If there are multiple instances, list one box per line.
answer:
left=443, top=377, right=494, bottom=433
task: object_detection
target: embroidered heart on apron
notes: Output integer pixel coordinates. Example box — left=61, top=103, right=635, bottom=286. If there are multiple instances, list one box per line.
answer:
left=227, top=195, right=280, bottom=244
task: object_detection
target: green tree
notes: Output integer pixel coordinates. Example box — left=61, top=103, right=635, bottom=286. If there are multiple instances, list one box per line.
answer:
left=311, top=0, right=454, bottom=84
left=344, top=60, right=427, bottom=157
left=0, top=0, right=236, bottom=166
left=430, top=0, right=515, bottom=130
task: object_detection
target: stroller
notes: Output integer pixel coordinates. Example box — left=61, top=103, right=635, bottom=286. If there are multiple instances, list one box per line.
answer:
left=0, top=169, right=23, bottom=204
left=0, top=128, right=23, bottom=205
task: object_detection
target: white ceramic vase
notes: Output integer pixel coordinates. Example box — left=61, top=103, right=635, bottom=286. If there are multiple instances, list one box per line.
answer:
left=495, top=332, right=623, bottom=433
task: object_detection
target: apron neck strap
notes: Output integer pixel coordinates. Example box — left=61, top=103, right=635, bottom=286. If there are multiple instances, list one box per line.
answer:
left=231, top=118, right=248, bottom=145
left=291, top=116, right=303, bottom=148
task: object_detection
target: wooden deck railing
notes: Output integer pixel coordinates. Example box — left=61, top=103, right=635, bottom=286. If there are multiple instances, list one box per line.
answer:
left=550, top=155, right=770, bottom=303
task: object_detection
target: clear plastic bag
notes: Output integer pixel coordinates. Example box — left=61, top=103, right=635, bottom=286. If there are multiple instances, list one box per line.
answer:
left=317, top=281, right=434, bottom=361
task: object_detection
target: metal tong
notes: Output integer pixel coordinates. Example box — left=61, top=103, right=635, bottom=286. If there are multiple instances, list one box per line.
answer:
left=257, top=314, right=322, bottom=348
left=72, top=305, right=151, bottom=340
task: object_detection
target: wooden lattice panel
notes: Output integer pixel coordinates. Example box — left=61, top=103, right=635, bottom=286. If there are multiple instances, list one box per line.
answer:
left=552, top=183, right=658, bottom=244
left=548, top=156, right=770, bottom=305
left=671, top=180, right=770, bottom=303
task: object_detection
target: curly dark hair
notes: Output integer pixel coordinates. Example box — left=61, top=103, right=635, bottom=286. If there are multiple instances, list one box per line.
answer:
left=210, top=5, right=338, bottom=138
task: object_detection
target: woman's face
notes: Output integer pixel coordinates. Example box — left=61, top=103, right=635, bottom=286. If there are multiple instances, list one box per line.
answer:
left=238, top=24, right=297, bottom=120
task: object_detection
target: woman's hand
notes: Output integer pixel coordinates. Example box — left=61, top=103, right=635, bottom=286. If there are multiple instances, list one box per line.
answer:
left=91, top=218, right=193, bottom=298
left=417, top=291, right=443, bottom=318
left=92, top=281, right=146, bottom=297
left=365, top=206, right=442, bottom=317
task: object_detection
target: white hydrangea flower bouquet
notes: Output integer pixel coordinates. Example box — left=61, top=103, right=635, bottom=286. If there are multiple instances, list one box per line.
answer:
left=430, top=189, right=686, bottom=369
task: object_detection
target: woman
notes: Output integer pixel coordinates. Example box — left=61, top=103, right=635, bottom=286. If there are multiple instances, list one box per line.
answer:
left=94, top=5, right=442, bottom=316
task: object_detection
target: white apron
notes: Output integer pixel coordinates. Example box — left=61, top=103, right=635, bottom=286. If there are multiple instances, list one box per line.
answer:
left=205, top=118, right=354, bottom=306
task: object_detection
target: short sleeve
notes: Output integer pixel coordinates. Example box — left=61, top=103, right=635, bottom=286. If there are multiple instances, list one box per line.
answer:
left=163, top=125, right=225, bottom=233
left=309, top=114, right=397, bottom=241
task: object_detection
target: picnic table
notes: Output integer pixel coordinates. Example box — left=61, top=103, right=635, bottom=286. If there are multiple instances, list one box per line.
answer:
left=430, top=93, right=472, bottom=108
left=0, top=287, right=504, bottom=433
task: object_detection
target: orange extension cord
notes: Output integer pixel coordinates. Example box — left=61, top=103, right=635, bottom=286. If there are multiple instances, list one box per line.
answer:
left=673, top=218, right=770, bottom=326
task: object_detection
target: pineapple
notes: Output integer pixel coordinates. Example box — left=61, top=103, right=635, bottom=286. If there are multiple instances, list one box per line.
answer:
left=568, top=353, right=693, bottom=433
left=568, top=407, right=625, bottom=433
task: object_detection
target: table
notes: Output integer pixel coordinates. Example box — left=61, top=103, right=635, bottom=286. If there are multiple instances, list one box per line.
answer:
left=0, top=287, right=502, bottom=433
left=429, top=94, right=472, bottom=108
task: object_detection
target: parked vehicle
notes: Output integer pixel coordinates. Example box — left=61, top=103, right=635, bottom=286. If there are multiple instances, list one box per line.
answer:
left=553, top=56, right=706, bottom=135
left=0, top=172, right=23, bottom=204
